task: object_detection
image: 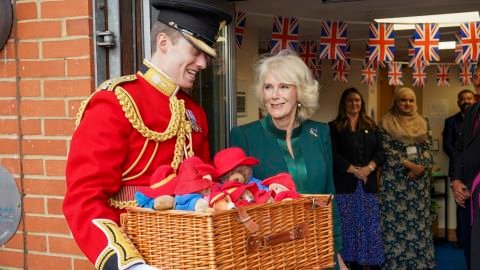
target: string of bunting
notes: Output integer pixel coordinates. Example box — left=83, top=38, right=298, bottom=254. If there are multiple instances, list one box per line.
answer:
left=234, top=10, right=480, bottom=86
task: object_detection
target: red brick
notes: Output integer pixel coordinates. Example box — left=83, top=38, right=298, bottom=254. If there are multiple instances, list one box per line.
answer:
left=0, top=81, right=16, bottom=97
left=45, top=119, right=75, bottom=136
left=24, top=196, right=46, bottom=214
left=0, top=61, right=17, bottom=77
left=73, top=258, right=95, bottom=270
left=45, top=159, right=67, bottom=176
left=19, top=79, right=41, bottom=97
left=22, top=158, right=44, bottom=175
left=24, top=179, right=66, bottom=196
left=49, top=236, right=84, bottom=256
left=17, top=21, right=62, bottom=39
left=2, top=232, right=24, bottom=249
left=26, top=234, right=48, bottom=252
left=27, top=253, right=71, bottom=270
left=20, top=100, right=66, bottom=117
left=44, top=79, right=93, bottom=97
left=0, top=250, right=25, bottom=268
left=67, top=99, right=83, bottom=118
left=0, top=99, right=18, bottom=115
left=22, top=139, right=67, bottom=156
left=47, top=198, right=64, bottom=215
left=66, top=18, right=93, bottom=36
left=0, top=138, right=20, bottom=154
left=0, top=119, right=19, bottom=134
left=18, top=42, right=39, bottom=59
left=24, top=215, right=70, bottom=234
left=0, top=158, right=21, bottom=175
left=21, top=119, right=42, bottom=135
left=0, top=41, right=16, bottom=59
left=41, top=0, right=92, bottom=18
left=16, top=2, right=38, bottom=20
left=19, top=60, right=65, bottom=77
left=44, top=38, right=92, bottom=58
left=67, top=59, right=93, bottom=76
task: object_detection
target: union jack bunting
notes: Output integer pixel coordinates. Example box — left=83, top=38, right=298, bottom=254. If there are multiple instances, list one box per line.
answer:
left=436, top=64, right=450, bottom=87
left=413, top=23, right=440, bottom=64
left=455, top=33, right=464, bottom=64
left=459, top=62, right=474, bottom=86
left=344, top=41, right=351, bottom=69
left=387, top=62, right=403, bottom=86
left=235, top=11, right=247, bottom=49
left=361, top=64, right=377, bottom=85
left=270, top=16, right=299, bottom=54
left=368, top=23, right=395, bottom=65
left=458, top=21, right=480, bottom=62
left=332, top=60, right=349, bottom=83
left=299, top=41, right=318, bottom=68
left=319, top=20, right=348, bottom=61
left=412, top=62, right=427, bottom=87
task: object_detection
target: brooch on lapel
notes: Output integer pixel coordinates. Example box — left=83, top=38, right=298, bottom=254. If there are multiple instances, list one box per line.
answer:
left=309, top=128, right=318, bottom=137
left=186, top=109, right=202, bottom=132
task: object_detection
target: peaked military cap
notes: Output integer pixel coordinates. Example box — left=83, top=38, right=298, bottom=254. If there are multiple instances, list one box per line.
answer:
left=152, top=0, right=232, bottom=58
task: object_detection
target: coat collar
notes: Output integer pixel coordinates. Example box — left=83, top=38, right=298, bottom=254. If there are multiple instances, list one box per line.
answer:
left=138, top=59, right=179, bottom=97
left=261, top=115, right=302, bottom=139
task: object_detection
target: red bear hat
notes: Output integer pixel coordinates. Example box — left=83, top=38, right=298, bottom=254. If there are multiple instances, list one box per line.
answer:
left=213, top=147, right=259, bottom=177
left=261, top=172, right=297, bottom=192
left=174, top=156, right=215, bottom=195
left=138, top=165, right=178, bottom=198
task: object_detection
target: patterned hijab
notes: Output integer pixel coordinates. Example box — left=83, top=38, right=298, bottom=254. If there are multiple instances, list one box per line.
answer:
left=381, top=87, right=428, bottom=144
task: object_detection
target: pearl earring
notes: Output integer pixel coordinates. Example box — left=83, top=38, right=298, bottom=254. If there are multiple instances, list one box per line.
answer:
left=297, top=103, right=302, bottom=107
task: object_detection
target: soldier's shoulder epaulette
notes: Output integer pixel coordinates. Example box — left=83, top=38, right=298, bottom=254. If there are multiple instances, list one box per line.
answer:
left=97, top=75, right=137, bottom=91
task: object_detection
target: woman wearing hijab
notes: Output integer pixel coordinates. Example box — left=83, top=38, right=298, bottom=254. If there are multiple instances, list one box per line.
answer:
left=379, top=87, right=435, bottom=269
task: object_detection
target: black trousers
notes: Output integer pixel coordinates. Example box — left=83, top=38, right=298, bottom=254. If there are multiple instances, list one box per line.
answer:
left=457, top=200, right=471, bottom=270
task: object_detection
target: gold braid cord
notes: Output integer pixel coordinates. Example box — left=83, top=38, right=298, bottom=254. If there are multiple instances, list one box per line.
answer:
left=114, top=87, right=192, bottom=170
left=108, top=198, right=138, bottom=209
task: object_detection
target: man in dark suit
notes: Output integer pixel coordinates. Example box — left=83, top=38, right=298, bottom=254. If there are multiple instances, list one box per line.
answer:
left=452, top=64, right=480, bottom=270
left=443, top=89, right=475, bottom=249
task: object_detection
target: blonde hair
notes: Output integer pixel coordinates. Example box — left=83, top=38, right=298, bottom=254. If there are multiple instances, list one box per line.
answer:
left=253, top=50, right=320, bottom=123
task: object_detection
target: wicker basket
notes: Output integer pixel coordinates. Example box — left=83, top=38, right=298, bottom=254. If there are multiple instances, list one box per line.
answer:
left=121, top=194, right=334, bottom=270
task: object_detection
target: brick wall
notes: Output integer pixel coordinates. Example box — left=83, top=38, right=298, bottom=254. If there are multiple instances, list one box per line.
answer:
left=0, top=0, right=95, bottom=269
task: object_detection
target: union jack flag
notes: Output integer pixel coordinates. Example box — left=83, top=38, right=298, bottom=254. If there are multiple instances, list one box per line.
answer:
left=361, top=63, right=377, bottom=85
left=368, top=23, right=395, bottom=65
left=458, top=21, right=480, bottom=62
left=270, top=16, right=299, bottom=54
left=459, top=62, right=474, bottom=86
left=344, top=41, right=351, bottom=69
left=319, top=20, right=348, bottom=61
left=412, top=62, right=427, bottom=87
left=235, top=11, right=247, bottom=49
left=455, top=33, right=464, bottom=64
left=299, top=41, right=318, bottom=68
left=413, top=23, right=440, bottom=64
left=387, top=62, right=403, bottom=86
left=436, top=64, right=450, bottom=87
left=332, top=60, right=349, bottom=83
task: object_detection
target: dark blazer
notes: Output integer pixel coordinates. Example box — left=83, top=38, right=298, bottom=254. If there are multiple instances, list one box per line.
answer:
left=442, top=112, right=464, bottom=177
left=453, top=102, right=480, bottom=189
left=329, top=122, right=384, bottom=193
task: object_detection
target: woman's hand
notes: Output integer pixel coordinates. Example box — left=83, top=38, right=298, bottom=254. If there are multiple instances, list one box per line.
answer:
left=403, top=160, right=425, bottom=179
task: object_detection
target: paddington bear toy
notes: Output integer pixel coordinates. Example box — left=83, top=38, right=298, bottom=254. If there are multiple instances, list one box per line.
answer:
left=261, top=173, right=301, bottom=201
left=213, top=147, right=268, bottom=190
left=134, top=165, right=178, bottom=210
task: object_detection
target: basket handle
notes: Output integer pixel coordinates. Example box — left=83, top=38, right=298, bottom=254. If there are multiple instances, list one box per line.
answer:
left=246, top=222, right=308, bottom=252
left=236, top=207, right=259, bottom=233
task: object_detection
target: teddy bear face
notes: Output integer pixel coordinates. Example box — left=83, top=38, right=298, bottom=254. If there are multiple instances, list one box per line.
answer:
left=219, top=165, right=253, bottom=184
left=213, top=195, right=235, bottom=211
left=268, top=183, right=289, bottom=194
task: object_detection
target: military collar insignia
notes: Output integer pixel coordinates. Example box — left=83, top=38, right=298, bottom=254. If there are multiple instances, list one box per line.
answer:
left=140, top=59, right=179, bottom=97
left=186, top=109, right=201, bottom=132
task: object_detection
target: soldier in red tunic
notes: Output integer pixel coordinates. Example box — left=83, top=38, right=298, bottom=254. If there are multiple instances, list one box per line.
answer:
left=63, top=1, right=231, bottom=269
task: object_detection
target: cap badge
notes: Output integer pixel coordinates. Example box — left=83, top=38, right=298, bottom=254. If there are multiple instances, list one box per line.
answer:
left=186, top=109, right=201, bottom=132
left=309, top=128, right=318, bottom=137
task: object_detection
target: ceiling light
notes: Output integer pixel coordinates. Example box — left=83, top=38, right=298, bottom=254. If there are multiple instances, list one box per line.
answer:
left=375, top=11, right=480, bottom=31
left=438, top=41, right=456, bottom=50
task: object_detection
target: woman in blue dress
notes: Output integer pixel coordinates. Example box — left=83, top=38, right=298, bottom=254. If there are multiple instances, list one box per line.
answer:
left=329, top=87, right=384, bottom=269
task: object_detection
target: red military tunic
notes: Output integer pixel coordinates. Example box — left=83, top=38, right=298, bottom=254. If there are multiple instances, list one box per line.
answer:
left=63, top=60, right=210, bottom=269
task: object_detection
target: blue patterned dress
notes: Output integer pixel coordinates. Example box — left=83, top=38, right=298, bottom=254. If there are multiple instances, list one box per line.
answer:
left=379, top=128, right=435, bottom=270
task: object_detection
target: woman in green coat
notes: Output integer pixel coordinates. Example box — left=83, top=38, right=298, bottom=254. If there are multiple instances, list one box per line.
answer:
left=230, top=50, right=346, bottom=270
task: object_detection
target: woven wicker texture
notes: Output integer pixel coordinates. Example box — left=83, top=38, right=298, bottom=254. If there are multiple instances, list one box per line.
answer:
left=121, top=195, right=334, bottom=269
